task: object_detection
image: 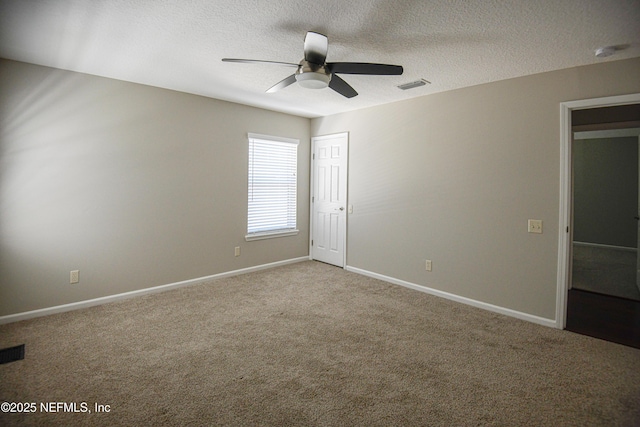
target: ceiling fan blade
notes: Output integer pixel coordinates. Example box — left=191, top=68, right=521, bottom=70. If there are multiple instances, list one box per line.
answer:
left=304, top=32, right=328, bottom=65
left=222, top=58, right=298, bottom=67
left=328, top=74, right=358, bottom=98
left=266, top=74, right=297, bottom=93
left=328, top=62, right=403, bottom=75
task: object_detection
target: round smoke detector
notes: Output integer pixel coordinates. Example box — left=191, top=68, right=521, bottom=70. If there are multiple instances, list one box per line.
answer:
left=595, top=46, right=616, bottom=58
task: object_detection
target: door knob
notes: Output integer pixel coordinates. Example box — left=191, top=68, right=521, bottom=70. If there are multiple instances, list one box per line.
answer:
left=339, top=207, right=344, bottom=211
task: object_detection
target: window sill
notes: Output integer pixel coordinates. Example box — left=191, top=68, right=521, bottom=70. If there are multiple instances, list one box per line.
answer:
left=245, top=230, right=299, bottom=241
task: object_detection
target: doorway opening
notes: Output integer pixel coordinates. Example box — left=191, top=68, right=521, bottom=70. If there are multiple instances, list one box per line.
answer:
left=572, top=122, right=640, bottom=301
left=558, top=94, right=640, bottom=348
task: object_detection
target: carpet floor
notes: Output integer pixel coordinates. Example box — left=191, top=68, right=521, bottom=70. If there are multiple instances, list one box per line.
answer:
left=572, top=244, right=640, bottom=301
left=1, top=261, right=639, bottom=426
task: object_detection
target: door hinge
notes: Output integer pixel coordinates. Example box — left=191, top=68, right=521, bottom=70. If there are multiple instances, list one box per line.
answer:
left=312, top=196, right=314, bottom=203
left=311, top=240, right=313, bottom=246
left=312, top=153, right=315, bottom=160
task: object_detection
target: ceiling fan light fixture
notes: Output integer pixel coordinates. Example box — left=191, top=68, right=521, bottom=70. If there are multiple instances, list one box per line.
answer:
left=295, top=72, right=331, bottom=89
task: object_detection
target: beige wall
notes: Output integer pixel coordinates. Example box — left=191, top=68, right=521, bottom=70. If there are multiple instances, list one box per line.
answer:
left=573, top=136, right=638, bottom=248
left=2, top=57, right=639, bottom=322
left=312, top=57, right=640, bottom=321
left=0, top=59, right=311, bottom=316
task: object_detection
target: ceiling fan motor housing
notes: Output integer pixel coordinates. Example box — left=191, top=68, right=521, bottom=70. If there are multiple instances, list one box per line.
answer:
left=295, top=60, right=331, bottom=89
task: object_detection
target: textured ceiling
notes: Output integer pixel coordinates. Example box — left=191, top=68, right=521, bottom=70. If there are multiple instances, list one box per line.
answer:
left=1, top=0, right=639, bottom=118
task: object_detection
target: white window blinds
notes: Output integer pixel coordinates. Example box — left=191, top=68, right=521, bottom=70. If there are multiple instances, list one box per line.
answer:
left=246, top=134, right=299, bottom=240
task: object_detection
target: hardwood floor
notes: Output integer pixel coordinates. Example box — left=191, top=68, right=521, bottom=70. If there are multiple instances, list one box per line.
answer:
left=566, top=289, right=640, bottom=349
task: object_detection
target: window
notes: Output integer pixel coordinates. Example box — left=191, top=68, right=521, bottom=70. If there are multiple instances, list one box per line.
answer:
left=246, top=133, right=299, bottom=241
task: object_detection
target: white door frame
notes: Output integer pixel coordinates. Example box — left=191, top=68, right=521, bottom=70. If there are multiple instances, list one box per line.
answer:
left=310, top=132, right=349, bottom=267
left=557, top=93, right=640, bottom=329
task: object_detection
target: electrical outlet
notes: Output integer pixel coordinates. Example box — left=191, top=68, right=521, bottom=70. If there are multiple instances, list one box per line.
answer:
left=234, top=246, right=241, bottom=257
left=528, top=219, right=543, bottom=234
left=70, top=270, right=79, bottom=284
left=425, top=260, right=432, bottom=272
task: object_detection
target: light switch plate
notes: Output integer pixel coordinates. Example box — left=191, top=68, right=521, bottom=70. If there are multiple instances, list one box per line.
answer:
left=528, top=219, right=543, bottom=234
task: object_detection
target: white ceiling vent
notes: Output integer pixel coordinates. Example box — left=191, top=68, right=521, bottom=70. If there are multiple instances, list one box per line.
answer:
left=397, top=79, right=431, bottom=90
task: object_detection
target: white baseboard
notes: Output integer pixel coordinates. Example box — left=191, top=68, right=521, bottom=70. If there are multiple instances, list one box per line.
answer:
left=345, top=265, right=558, bottom=329
left=0, top=257, right=310, bottom=325
left=573, top=241, right=637, bottom=252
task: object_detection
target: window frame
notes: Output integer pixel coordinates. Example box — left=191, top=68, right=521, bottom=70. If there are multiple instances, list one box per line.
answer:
left=245, top=133, right=299, bottom=241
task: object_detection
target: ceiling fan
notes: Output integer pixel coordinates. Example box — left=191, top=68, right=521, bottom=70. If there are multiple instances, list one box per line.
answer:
left=222, top=31, right=403, bottom=98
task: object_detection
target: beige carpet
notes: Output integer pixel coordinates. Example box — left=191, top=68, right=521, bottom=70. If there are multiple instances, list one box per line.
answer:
left=572, top=244, right=640, bottom=301
left=1, top=261, right=639, bottom=426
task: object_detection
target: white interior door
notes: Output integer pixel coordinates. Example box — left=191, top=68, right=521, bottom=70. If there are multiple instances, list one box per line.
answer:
left=311, top=133, right=348, bottom=267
